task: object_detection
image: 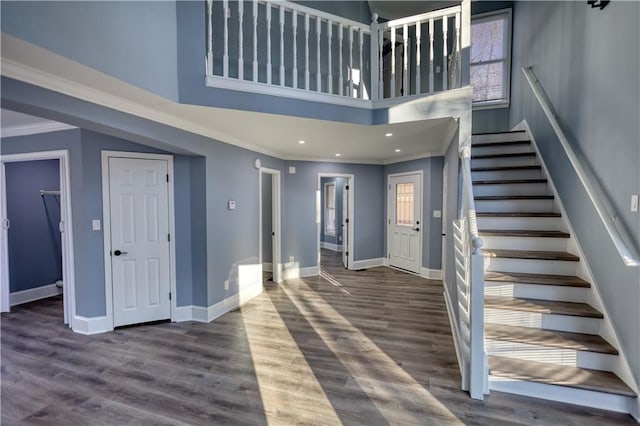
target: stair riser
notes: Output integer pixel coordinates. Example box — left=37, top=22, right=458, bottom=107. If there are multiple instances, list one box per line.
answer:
left=477, top=217, right=564, bottom=231
left=472, top=144, right=533, bottom=156
left=485, top=282, right=589, bottom=303
left=481, top=235, right=569, bottom=252
left=488, top=378, right=633, bottom=414
left=471, top=156, right=539, bottom=168
left=475, top=199, right=555, bottom=213
left=472, top=169, right=543, bottom=180
left=485, top=257, right=578, bottom=276
left=473, top=182, right=549, bottom=197
left=486, top=340, right=616, bottom=371
left=485, top=310, right=601, bottom=334
left=472, top=133, right=528, bottom=143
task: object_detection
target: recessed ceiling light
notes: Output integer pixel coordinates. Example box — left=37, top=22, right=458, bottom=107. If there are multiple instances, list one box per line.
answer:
left=298, top=140, right=305, bottom=144
left=395, top=149, right=401, bottom=153
left=385, top=133, right=393, bottom=137
left=335, top=153, right=341, bottom=157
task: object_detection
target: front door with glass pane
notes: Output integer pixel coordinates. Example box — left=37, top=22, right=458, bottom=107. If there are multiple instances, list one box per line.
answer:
left=388, top=173, right=422, bottom=273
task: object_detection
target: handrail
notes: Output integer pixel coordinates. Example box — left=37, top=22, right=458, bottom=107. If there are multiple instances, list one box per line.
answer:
left=459, top=146, right=482, bottom=253
left=379, top=5, right=462, bottom=30
left=268, top=0, right=371, bottom=33
left=522, top=66, right=640, bottom=267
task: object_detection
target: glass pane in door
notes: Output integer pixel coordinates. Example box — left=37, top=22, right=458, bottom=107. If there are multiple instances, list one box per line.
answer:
left=396, top=183, right=414, bottom=225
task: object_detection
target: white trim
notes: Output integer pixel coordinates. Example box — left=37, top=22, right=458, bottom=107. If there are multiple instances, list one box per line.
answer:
left=0, top=150, right=76, bottom=329
left=101, top=151, right=177, bottom=329
left=323, top=181, right=337, bottom=237
left=1, top=122, right=77, bottom=138
left=350, top=258, right=385, bottom=269
left=444, top=282, right=467, bottom=391
left=262, top=262, right=273, bottom=272
left=73, top=315, right=111, bottom=335
left=320, top=241, right=343, bottom=252
left=259, top=167, right=282, bottom=284
left=317, top=173, right=355, bottom=270
left=631, top=397, right=640, bottom=422
left=10, top=282, right=62, bottom=306
left=282, top=265, right=319, bottom=281
left=174, top=279, right=264, bottom=323
left=420, top=267, right=442, bottom=280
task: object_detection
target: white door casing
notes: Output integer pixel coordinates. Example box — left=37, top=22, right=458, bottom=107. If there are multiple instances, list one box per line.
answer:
left=441, top=163, right=448, bottom=284
left=317, top=173, right=354, bottom=270
left=102, top=152, right=175, bottom=328
left=342, top=183, right=349, bottom=268
left=388, top=172, right=422, bottom=274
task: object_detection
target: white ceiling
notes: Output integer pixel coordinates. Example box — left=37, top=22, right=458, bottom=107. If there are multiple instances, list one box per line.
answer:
left=2, top=34, right=456, bottom=164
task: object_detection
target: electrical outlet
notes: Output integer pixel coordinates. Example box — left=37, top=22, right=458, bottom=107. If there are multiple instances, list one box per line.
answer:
left=224, top=280, right=229, bottom=290
left=92, top=219, right=101, bottom=231
left=631, top=194, right=639, bottom=212
left=433, top=210, right=442, bottom=218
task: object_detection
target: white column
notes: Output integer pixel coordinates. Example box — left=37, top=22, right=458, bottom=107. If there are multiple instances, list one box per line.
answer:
left=266, top=4, right=272, bottom=84
left=238, top=0, right=244, bottom=80
left=223, top=0, right=229, bottom=77
left=207, top=0, right=213, bottom=76
left=415, top=21, right=421, bottom=95
left=316, top=17, right=321, bottom=92
left=429, top=18, right=434, bottom=93
left=327, top=19, right=333, bottom=94
left=252, top=0, right=258, bottom=82
left=403, top=23, right=408, bottom=96
left=279, top=6, right=285, bottom=86
left=292, top=10, right=298, bottom=88
left=442, top=16, right=448, bottom=91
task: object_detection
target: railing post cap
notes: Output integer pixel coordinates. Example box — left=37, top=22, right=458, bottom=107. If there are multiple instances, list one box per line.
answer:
left=372, top=13, right=379, bottom=23
left=471, top=237, right=483, bottom=253
left=460, top=146, right=472, bottom=159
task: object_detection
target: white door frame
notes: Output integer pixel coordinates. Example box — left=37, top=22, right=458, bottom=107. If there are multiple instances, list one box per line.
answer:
left=387, top=170, right=423, bottom=274
left=0, top=150, right=76, bottom=327
left=101, top=151, right=177, bottom=330
left=259, top=167, right=282, bottom=283
left=441, top=163, right=448, bottom=284
left=317, top=173, right=355, bottom=269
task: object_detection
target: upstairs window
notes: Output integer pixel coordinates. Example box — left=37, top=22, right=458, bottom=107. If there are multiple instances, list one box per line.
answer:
left=471, top=9, right=512, bottom=108
left=324, top=183, right=336, bottom=236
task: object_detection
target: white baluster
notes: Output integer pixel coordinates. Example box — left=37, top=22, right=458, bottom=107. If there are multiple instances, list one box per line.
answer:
left=293, top=10, right=298, bottom=88
left=370, top=14, right=380, bottom=101
left=378, top=27, right=383, bottom=98
left=338, top=23, right=343, bottom=96
left=266, top=4, right=272, bottom=84
left=403, top=23, right=408, bottom=96
left=349, top=27, right=353, bottom=97
left=207, top=0, right=213, bottom=76
left=252, top=0, right=258, bottom=82
left=358, top=28, right=363, bottom=99
left=455, top=12, right=461, bottom=89
left=390, top=26, right=396, bottom=98
left=442, top=16, right=448, bottom=91
left=280, top=6, right=285, bottom=86
left=327, top=19, right=333, bottom=94
left=238, top=0, right=244, bottom=80
left=316, top=17, right=321, bottom=92
left=429, top=18, right=434, bottom=93
left=416, top=21, right=421, bottom=95
left=223, top=0, right=229, bottom=77
left=305, top=13, right=310, bottom=90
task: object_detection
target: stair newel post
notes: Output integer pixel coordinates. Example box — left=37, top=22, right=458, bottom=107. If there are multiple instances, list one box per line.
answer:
left=223, top=0, right=229, bottom=77
left=370, top=14, right=380, bottom=101
left=469, top=236, right=486, bottom=400
left=207, top=0, right=213, bottom=77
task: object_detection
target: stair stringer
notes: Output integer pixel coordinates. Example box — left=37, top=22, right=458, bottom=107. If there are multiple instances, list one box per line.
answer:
left=514, top=120, right=640, bottom=400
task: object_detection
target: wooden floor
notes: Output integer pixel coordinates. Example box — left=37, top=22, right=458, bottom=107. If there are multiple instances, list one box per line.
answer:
left=1, top=250, right=634, bottom=425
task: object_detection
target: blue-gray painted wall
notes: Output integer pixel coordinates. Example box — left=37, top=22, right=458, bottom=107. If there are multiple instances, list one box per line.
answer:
left=508, top=0, right=640, bottom=386
left=384, top=157, right=444, bottom=270
left=5, top=160, right=62, bottom=293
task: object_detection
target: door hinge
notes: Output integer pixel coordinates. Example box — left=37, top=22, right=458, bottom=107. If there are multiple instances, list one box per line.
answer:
left=388, top=253, right=390, bottom=259
left=345, top=218, right=349, bottom=224
left=345, top=185, right=350, bottom=190
left=388, top=219, right=391, bottom=225
left=169, top=292, right=172, bottom=301
left=166, top=174, right=169, bottom=182
left=168, top=233, right=171, bottom=242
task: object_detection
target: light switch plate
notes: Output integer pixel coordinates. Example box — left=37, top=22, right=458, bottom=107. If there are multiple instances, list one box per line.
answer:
left=289, top=166, right=296, bottom=174
left=92, top=219, right=101, bottom=231
left=433, top=210, right=442, bottom=218
left=228, top=200, right=236, bottom=210
left=631, top=194, right=638, bottom=212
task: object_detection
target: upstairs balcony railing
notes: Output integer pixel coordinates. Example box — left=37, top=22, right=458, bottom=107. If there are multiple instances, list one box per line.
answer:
left=205, top=0, right=465, bottom=106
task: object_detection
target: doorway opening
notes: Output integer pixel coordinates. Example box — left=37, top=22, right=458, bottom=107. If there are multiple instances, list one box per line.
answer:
left=0, top=150, right=75, bottom=327
left=259, top=168, right=281, bottom=284
left=317, top=173, right=355, bottom=270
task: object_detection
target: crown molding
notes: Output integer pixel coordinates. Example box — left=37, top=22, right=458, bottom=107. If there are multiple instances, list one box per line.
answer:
left=2, top=121, right=77, bottom=138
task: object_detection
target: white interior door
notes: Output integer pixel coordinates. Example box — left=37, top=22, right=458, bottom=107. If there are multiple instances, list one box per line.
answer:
left=388, top=173, right=422, bottom=273
left=441, top=163, right=448, bottom=283
left=108, top=157, right=171, bottom=327
left=342, top=183, right=349, bottom=268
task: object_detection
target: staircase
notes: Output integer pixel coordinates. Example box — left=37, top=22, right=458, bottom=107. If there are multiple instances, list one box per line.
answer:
left=471, top=130, right=638, bottom=414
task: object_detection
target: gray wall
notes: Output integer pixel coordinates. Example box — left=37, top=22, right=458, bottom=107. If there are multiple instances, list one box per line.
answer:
left=508, top=1, right=640, bottom=384
left=1, top=1, right=179, bottom=101
left=384, top=157, right=444, bottom=270
left=320, top=177, right=344, bottom=247
left=262, top=173, right=273, bottom=264
left=5, top=160, right=62, bottom=293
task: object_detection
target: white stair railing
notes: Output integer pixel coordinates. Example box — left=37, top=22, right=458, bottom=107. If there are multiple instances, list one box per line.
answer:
left=205, top=1, right=463, bottom=104
left=453, top=146, right=487, bottom=400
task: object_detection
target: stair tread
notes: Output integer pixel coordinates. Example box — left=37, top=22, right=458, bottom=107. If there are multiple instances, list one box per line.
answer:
left=476, top=195, right=554, bottom=200
left=479, top=229, right=570, bottom=238
left=473, top=152, right=537, bottom=159
left=488, top=355, right=635, bottom=397
left=472, top=140, right=531, bottom=148
left=473, top=130, right=527, bottom=136
left=485, top=296, right=603, bottom=318
left=472, top=165, right=542, bottom=172
left=484, top=271, right=590, bottom=288
left=473, top=178, right=547, bottom=185
left=483, top=248, right=579, bottom=261
left=486, top=323, right=618, bottom=354
left=477, top=212, right=561, bottom=218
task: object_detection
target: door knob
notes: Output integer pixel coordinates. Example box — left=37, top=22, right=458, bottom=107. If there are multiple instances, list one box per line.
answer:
left=113, top=250, right=128, bottom=256
left=412, top=227, right=420, bottom=232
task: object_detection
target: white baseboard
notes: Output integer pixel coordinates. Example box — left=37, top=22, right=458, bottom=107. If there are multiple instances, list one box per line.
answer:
left=262, top=262, right=273, bottom=272
left=282, top=265, right=319, bottom=281
left=10, top=282, right=62, bottom=306
left=73, top=315, right=111, bottom=335
left=421, top=267, right=442, bottom=280
left=351, top=258, right=385, bottom=269
left=631, top=396, right=640, bottom=422
left=443, top=282, right=468, bottom=391
left=320, top=241, right=343, bottom=252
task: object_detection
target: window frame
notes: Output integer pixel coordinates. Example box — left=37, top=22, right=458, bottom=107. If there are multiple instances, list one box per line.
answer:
left=324, top=182, right=336, bottom=236
left=470, top=8, right=513, bottom=110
